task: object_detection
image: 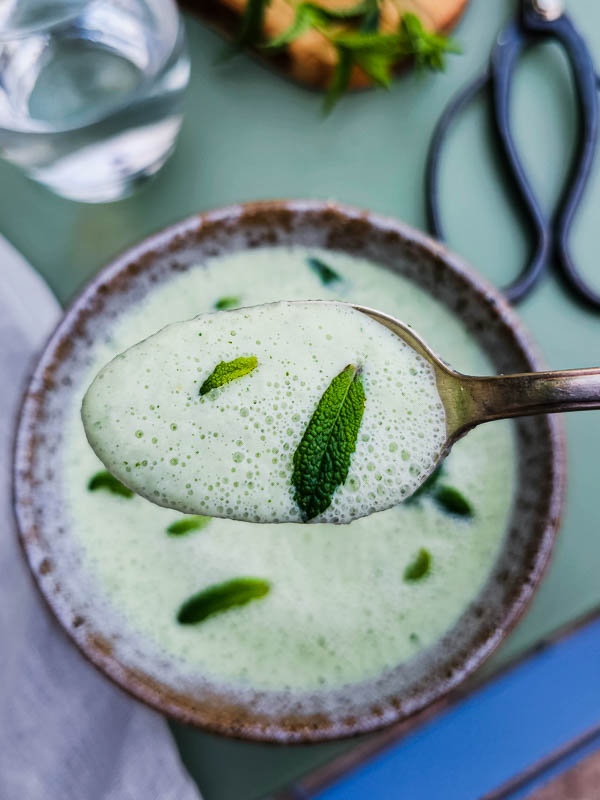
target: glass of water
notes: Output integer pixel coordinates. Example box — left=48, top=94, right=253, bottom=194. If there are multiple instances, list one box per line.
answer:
left=0, top=0, right=190, bottom=202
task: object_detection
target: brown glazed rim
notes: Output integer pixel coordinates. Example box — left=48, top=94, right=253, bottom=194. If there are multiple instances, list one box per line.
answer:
left=13, top=200, right=566, bottom=743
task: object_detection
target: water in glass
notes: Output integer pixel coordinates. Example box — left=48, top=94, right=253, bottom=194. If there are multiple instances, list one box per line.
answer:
left=0, top=0, right=190, bottom=202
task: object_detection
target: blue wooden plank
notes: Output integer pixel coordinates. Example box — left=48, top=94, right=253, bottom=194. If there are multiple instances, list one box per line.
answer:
left=315, top=616, right=600, bottom=800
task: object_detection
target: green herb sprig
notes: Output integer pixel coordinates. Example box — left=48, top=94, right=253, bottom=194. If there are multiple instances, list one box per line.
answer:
left=234, top=1, right=460, bottom=110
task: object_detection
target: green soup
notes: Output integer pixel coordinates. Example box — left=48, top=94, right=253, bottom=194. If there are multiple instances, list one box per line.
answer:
left=63, top=247, right=515, bottom=693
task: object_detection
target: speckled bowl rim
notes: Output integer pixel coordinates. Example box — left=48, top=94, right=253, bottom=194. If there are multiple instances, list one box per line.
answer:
left=13, top=199, right=566, bottom=743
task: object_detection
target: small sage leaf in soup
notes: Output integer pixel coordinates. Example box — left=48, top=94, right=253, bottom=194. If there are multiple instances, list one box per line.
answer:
left=434, top=485, right=474, bottom=518
left=177, top=577, right=270, bottom=625
left=292, top=364, right=365, bottom=520
left=87, top=470, right=134, bottom=498
left=404, top=548, right=431, bottom=582
left=166, top=516, right=211, bottom=537
left=307, top=257, right=343, bottom=286
left=199, top=356, right=258, bottom=396
left=214, top=296, right=241, bottom=310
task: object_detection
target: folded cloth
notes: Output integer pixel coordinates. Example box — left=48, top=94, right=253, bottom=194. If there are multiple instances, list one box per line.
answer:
left=0, top=237, right=201, bottom=800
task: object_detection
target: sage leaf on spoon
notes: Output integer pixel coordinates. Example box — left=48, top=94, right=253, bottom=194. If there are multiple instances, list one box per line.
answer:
left=214, top=296, right=241, bottom=310
left=199, top=356, right=258, bottom=396
left=292, top=363, right=365, bottom=520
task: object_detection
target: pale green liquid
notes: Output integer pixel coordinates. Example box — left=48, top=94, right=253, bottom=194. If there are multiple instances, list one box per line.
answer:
left=63, top=248, right=515, bottom=693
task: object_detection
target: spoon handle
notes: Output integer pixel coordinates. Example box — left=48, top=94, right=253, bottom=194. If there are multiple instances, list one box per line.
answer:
left=456, top=367, right=600, bottom=431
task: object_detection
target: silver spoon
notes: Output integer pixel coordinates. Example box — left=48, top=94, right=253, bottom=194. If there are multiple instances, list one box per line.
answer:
left=353, top=303, right=600, bottom=457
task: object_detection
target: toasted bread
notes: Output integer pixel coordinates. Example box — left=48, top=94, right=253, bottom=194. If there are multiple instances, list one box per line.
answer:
left=185, top=0, right=469, bottom=89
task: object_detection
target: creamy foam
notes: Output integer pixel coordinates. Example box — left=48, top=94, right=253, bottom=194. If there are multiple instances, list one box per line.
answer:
left=82, top=301, right=446, bottom=523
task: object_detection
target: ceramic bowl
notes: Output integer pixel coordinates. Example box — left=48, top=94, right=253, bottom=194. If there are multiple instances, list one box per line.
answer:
left=13, top=200, right=565, bottom=742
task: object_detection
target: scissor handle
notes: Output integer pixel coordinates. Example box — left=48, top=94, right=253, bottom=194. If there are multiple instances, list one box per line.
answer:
left=427, top=10, right=600, bottom=308
left=425, top=69, right=491, bottom=240
left=524, top=8, right=600, bottom=308
left=426, top=23, right=552, bottom=304
left=490, top=20, right=552, bottom=303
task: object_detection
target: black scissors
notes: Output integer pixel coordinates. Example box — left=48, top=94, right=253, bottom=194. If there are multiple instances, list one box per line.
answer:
left=426, top=0, right=600, bottom=308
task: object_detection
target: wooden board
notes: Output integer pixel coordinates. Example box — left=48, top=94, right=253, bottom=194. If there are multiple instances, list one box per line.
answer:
left=528, top=750, right=600, bottom=800
left=181, top=0, right=470, bottom=90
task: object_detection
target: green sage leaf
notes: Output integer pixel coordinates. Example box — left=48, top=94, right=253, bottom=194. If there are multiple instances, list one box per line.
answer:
left=87, top=470, right=133, bottom=498
left=177, top=577, right=270, bottom=625
left=167, top=516, right=211, bottom=537
left=268, top=0, right=377, bottom=48
left=324, top=46, right=354, bottom=112
left=267, top=3, right=326, bottom=48
left=214, top=296, right=241, bottom=310
left=292, top=363, right=365, bottom=520
left=398, top=13, right=461, bottom=71
left=307, top=257, right=342, bottom=285
left=434, top=486, right=474, bottom=517
left=404, top=547, right=431, bottom=581
left=199, top=356, right=258, bottom=396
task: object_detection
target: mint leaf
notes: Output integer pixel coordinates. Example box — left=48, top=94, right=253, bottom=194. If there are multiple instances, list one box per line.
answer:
left=434, top=486, right=474, bottom=517
left=267, top=3, right=326, bottom=48
left=308, top=0, right=378, bottom=21
left=268, top=0, right=377, bottom=48
left=324, top=13, right=459, bottom=108
left=323, top=0, right=378, bottom=111
left=234, top=0, right=269, bottom=48
left=167, top=515, right=211, bottom=537
left=307, top=257, right=342, bottom=285
left=199, top=356, right=258, bottom=396
left=177, top=577, right=270, bottom=625
left=398, top=13, right=461, bottom=71
left=404, top=548, right=431, bottom=581
left=360, top=0, right=380, bottom=33
left=87, top=470, right=133, bottom=498
left=352, top=48, right=394, bottom=87
left=214, top=296, right=241, bottom=310
left=292, top=364, right=365, bottom=520
left=324, top=47, right=354, bottom=112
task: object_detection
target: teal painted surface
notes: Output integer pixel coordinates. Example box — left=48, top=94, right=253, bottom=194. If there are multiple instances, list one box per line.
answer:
left=2, top=1, right=600, bottom=798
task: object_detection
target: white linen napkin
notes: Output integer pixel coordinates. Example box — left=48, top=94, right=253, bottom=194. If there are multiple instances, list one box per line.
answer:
left=0, top=236, right=201, bottom=800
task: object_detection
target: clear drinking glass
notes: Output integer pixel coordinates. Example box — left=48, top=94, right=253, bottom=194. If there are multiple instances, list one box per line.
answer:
left=0, top=0, right=190, bottom=202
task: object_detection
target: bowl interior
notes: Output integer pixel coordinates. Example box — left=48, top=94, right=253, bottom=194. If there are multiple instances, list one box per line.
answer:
left=13, top=200, right=565, bottom=742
